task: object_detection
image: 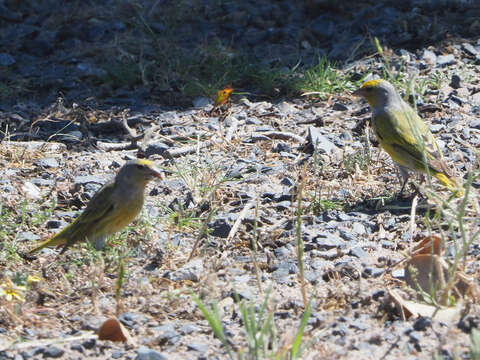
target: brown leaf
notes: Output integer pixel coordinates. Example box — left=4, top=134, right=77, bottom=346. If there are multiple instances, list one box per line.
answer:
left=98, top=318, right=132, bottom=343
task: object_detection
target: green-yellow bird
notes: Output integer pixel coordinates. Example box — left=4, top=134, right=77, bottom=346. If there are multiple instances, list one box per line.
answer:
left=354, top=79, right=462, bottom=194
left=29, top=159, right=162, bottom=254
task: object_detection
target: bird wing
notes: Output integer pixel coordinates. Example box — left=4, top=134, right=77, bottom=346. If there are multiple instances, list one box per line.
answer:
left=373, top=106, right=451, bottom=176
left=60, top=180, right=118, bottom=250
left=28, top=181, right=117, bottom=253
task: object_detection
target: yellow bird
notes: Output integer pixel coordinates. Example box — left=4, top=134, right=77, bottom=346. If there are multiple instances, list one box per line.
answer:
left=354, top=79, right=462, bottom=195
left=29, top=159, right=162, bottom=254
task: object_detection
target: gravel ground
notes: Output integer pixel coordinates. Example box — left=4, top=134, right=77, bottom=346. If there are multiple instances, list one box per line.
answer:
left=1, top=1, right=480, bottom=360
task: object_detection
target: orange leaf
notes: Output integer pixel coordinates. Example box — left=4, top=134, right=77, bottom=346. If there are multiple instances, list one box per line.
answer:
left=98, top=318, right=129, bottom=342
left=413, top=235, right=444, bottom=255
left=214, top=86, right=234, bottom=107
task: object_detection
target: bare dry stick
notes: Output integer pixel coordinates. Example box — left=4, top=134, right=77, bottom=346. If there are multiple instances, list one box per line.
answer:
left=226, top=200, right=254, bottom=242
left=296, top=164, right=308, bottom=308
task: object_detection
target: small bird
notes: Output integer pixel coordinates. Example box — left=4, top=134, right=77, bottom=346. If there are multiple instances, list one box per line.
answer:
left=29, top=159, right=162, bottom=254
left=353, top=79, right=461, bottom=194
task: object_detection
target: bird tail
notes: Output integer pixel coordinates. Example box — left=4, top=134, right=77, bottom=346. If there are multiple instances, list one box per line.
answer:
left=435, top=173, right=464, bottom=197
left=28, top=231, right=68, bottom=254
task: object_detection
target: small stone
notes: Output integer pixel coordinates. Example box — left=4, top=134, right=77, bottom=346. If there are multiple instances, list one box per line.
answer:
left=272, top=142, right=291, bottom=153
left=276, top=200, right=291, bottom=210
left=349, top=246, right=368, bottom=259
left=17, top=231, right=40, bottom=242
left=422, top=49, right=436, bottom=65
left=36, top=157, right=59, bottom=168
left=306, top=126, right=337, bottom=154
left=332, top=102, right=348, bottom=111
left=187, top=343, right=208, bottom=353
left=70, top=344, right=83, bottom=353
left=136, top=347, right=168, bottom=360
left=470, top=119, right=480, bottom=129
left=192, top=96, right=212, bottom=108
left=43, top=346, right=64, bottom=358
left=166, top=258, right=203, bottom=282
left=209, top=218, right=232, bottom=238
left=381, top=240, right=395, bottom=249
left=280, top=177, right=295, bottom=186
left=22, top=181, right=41, bottom=200
left=462, top=42, right=478, bottom=56
left=352, top=222, right=366, bottom=235
left=408, top=330, right=422, bottom=343
left=74, top=175, right=104, bottom=186
left=436, top=54, right=455, bottom=67
left=363, top=267, right=384, bottom=278
left=81, top=338, right=96, bottom=349
left=315, top=233, right=345, bottom=250
left=179, top=324, right=200, bottom=335
left=413, top=316, right=432, bottom=331
left=112, top=351, right=125, bottom=359
left=450, top=74, right=461, bottom=89
left=429, top=124, right=445, bottom=133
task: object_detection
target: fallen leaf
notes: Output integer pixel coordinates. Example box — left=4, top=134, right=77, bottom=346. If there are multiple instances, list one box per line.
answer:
left=387, top=289, right=462, bottom=322
left=214, top=86, right=234, bottom=107
left=413, top=235, right=444, bottom=255
left=98, top=318, right=134, bottom=344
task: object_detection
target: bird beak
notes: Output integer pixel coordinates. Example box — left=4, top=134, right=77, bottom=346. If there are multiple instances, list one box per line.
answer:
left=150, top=166, right=163, bottom=179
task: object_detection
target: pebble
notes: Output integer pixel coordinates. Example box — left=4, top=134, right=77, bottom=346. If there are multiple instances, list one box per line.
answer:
left=209, top=218, right=232, bottom=238
left=422, top=49, right=436, bottom=65
left=43, top=346, right=64, bottom=358
left=436, top=54, right=455, bottom=67
left=187, top=343, right=208, bottom=353
left=36, top=157, right=59, bottom=168
left=136, top=347, right=168, bottom=360
left=165, top=258, right=203, bottom=282
left=306, top=126, right=337, bottom=154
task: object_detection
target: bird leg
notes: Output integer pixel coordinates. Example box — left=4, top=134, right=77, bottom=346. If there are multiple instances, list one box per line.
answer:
left=396, top=165, right=410, bottom=196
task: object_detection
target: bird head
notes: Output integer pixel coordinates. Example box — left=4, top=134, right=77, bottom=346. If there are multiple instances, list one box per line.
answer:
left=118, top=159, right=163, bottom=186
left=353, top=79, right=398, bottom=108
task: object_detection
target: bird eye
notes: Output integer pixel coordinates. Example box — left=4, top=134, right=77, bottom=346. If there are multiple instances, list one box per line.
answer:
left=135, top=164, right=144, bottom=170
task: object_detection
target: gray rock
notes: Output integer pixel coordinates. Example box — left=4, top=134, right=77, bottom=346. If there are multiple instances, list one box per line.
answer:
left=306, top=126, right=337, bottom=154
left=209, top=218, right=232, bottom=238
left=470, top=119, right=480, bottom=129
left=450, top=74, right=462, bottom=89
left=36, top=157, right=59, bottom=168
left=462, top=42, right=478, bottom=56
left=17, top=231, right=40, bottom=242
left=276, top=200, right=291, bottom=210
left=429, top=124, right=445, bottom=133
left=74, top=175, right=104, bottom=186
left=81, top=338, right=96, bottom=350
left=43, top=346, right=64, bottom=358
left=187, top=343, right=208, bottom=353
left=363, top=267, right=384, bottom=278
left=422, top=49, right=436, bottom=65
left=349, top=246, right=368, bottom=259
left=112, top=351, right=125, bottom=359
left=314, top=233, right=345, bottom=250
left=136, top=347, right=167, bottom=360
left=0, top=53, right=16, bottom=66
left=119, top=312, right=147, bottom=328
left=31, top=178, right=55, bottom=187
left=332, top=102, right=348, bottom=111
left=280, top=177, right=295, bottom=186
left=179, top=323, right=200, bottom=335
left=166, top=258, right=203, bottom=282
left=192, top=96, right=212, bottom=108
left=436, top=54, right=455, bottom=67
